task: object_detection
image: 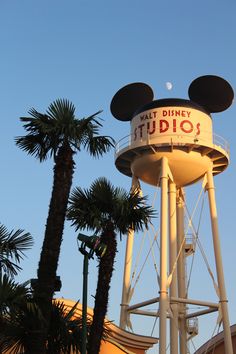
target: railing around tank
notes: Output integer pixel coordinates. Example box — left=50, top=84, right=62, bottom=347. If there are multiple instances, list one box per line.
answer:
left=115, top=131, right=230, bottom=156
left=213, top=133, right=230, bottom=153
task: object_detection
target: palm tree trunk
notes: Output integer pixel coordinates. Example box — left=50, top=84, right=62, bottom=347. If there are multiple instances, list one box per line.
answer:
left=88, top=223, right=117, bottom=354
left=30, top=142, right=75, bottom=353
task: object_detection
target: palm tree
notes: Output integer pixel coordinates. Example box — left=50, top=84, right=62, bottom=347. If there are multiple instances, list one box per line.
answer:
left=0, top=275, right=42, bottom=354
left=0, top=288, right=109, bottom=354
left=15, top=99, right=114, bottom=353
left=0, top=223, right=34, bottom=353
left=0, top=296, right=90, bottom=354
left=67, top=177, right=155, bottom=354
left=0, top=224, right=33, bottom=278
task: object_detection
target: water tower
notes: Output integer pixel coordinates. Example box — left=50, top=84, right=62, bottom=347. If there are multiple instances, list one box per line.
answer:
left=110, top=76, right=234, bottom=354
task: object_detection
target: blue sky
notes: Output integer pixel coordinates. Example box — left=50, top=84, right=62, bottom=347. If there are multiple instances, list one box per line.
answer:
left=1, top=1, right=236, bottom=352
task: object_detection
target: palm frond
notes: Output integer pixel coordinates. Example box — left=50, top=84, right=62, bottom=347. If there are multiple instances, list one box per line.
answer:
left=47, top=300, right=85, bottom=353
left=67, top=186, right=102, bottom=232
left=0, top=225, right=33, bottom=277
left=80, top=111, right=103, bottom=128
left=0, top=297, right=44, bottom=354
left=0, top=225, right=33, bottom=258
left=15, top=133, right=57, bottom=162
left=16, top=101, right=113, bottom=162
left=67, top=177, right=155, bottom=235
left=0, top=275, right=30, bottom=316
left=0, top=259, right=21, bottom=278
left=48, top=300, right=109, bottom=353
left=70, top=112, right=103, bottom=147
left=15, top=112, right=61, bottom=161
left=85, top=135, right=115, bottom=157
left=46, top=99, right=76, bottom=122
left=114, top=191, right=155, bottom=234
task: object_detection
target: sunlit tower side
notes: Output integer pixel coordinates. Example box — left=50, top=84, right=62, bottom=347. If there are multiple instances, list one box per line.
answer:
left=110, top=76, right=234, bottom=354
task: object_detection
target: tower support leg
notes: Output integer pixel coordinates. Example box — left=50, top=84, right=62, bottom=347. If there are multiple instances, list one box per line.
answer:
left=120, top=176, right=140, bottom=329
left=206, top=169, right=233, bottom=354
left=119, top=228, right=134, bottom=328
left=177, top=189, right=187, bottom=354
left=159, top=157, right=169, bottom=354
left=169, top=182, right=179, bottom=354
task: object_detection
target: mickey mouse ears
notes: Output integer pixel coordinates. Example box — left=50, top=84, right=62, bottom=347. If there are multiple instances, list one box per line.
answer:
left=188, top=75, right=234, bottom=113
left=110, top=75, right=234, bottom=121
left=110, top=82, right=154, bottom=121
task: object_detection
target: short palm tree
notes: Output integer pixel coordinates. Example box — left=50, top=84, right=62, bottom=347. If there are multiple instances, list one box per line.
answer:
left=0, top=224, right=33, bottom=278
left=0, top=296, right=88, bottom=354
left=15, top=99, right=114, bottom=353
left=0, top=223, right=34, bottom=353
left=67, top=177, right=155, bottom=354
left=0, top=275, right=41, bottom=354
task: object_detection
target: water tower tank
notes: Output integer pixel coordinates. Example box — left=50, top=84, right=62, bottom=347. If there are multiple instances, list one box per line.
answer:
left=111, top=76, right=233, bottom=188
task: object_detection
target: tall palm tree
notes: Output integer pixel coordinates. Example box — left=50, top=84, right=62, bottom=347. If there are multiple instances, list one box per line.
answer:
left=15, top=99, right=114, bottom=353
left=67, top=177, right=155, bottom=354
left=0, top=224, right=33, bottom=278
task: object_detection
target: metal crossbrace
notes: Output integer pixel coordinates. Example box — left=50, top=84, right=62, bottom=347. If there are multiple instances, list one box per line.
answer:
left=130, top=229, right=159, bottom=293
left=167, top=185, right=204, bottom=288
left=185, top=201, right=220, bottom=298
left=129, top=182, right=160, bottom=292
left=150, top=310, right=159, bottom=336
left=147, top=229, right=160, bottom=284
left=186, top=190, right=205, bottom=292
left=130, top=229, right=147, bottom=285
left=189, top=332, right=198, bottom=353
left=167, top=234, right=186, bottom=288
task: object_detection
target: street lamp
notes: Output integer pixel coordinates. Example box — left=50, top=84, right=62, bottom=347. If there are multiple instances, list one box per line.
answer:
left=77, top=233, right=107, bottom=354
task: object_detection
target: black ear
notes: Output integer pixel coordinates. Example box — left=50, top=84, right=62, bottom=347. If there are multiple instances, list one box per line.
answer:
left=188, top=75, right=234, bottom=113
left=110, top=82, right=154, bottom=121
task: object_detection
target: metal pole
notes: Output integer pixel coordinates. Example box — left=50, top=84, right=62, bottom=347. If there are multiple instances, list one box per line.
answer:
left=159, top=157, right=169, bottom=354
left=206, top=169, right=233, bottom=354
left=177, top=189, right=187, bottom=354
left=120, top=228, right=134, bottom=328
left=169, top=182, right=179, bottom=354
left=81, top=254, right=89, bottom=354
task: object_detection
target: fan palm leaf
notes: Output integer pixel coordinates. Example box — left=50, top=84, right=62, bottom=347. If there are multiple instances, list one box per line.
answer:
left=0, top=224, right=33, bottom=277
left=0, top=275, right=30, bottom=316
